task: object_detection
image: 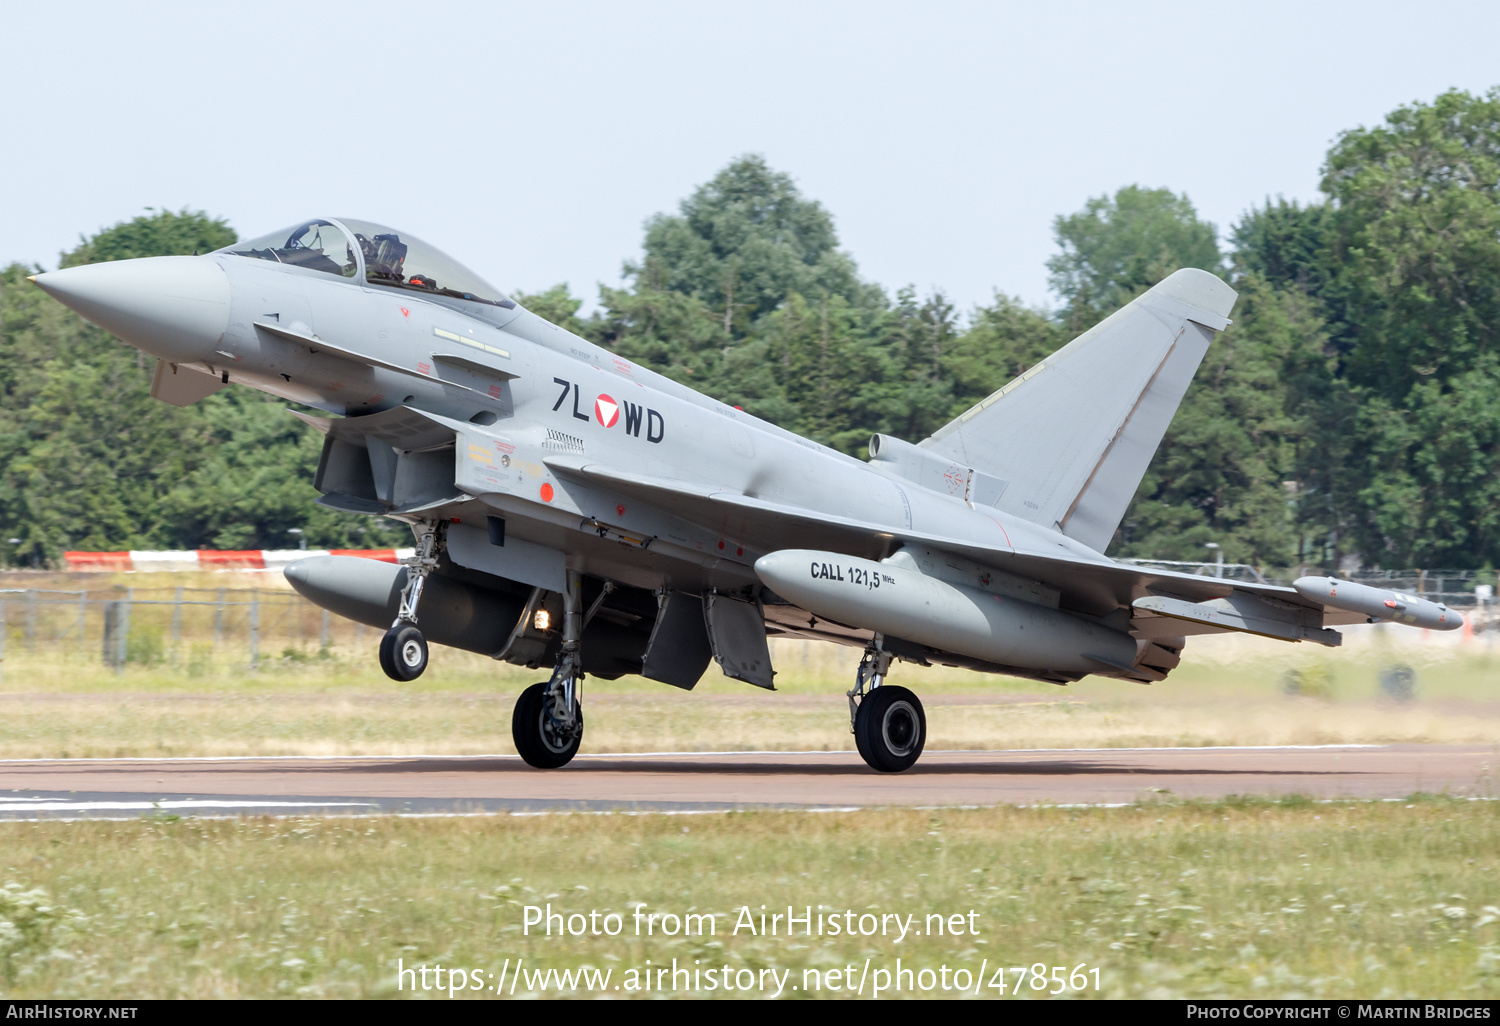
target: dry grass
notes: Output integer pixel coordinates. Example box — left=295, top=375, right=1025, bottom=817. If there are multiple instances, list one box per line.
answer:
left=0, top=626, right=1498, bottom=757
left=2, top=688, right=1499, bottom=760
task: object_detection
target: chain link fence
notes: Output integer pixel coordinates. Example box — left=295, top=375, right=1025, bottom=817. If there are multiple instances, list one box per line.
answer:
left=1, top=563, right=1494, bottom=676
left=0, top=585, right=379, bottom=673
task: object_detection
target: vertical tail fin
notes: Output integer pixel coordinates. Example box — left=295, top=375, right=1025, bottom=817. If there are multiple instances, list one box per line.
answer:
left=922, top=268, right=1237, bottom=552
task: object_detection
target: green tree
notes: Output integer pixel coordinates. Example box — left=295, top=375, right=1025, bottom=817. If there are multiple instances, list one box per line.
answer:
left=60, top=207, right=235, bottom=267
left=1230, top=197, right=1333, bottom=297
left=873, top=287, right=962, bottom=443
left=1318, top=88, right=1500, bottom=567
left=0, top=261, right=206, bottom=562
left=591, top=154, right=894, bottom=437
left=940, top=292, right=1065, bottom=422
left=1323, top=88, right=1500, bottom=400
left=512, top=283, right=595, bottom=339
left=1114, top=275, right=1331, bottom=565
left=632, top=154, right=876, bottom=333
left=1349, top=361, right=1500, bottom=566
left=590, top=281, right=729, bottom=386
left=1048, top=185, right=1223, bottom=332
left=727, top=292, right=887, bottom=452
left=157, top=392, right=405, bottom=550
left=1230, top=198, right=1359, bottom=568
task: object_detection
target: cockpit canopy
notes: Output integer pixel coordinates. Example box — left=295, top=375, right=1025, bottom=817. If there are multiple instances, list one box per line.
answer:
left=218, top=218, right=513, bottom=309
left=222, top=219, right=358, bottom=278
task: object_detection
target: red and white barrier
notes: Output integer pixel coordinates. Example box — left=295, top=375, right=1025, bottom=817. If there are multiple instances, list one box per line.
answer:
left=62, top=548, right=416, bottom=572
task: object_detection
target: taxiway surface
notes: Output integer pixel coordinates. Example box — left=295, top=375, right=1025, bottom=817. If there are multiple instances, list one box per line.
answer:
left=0, top=744, right=1493, bottom=818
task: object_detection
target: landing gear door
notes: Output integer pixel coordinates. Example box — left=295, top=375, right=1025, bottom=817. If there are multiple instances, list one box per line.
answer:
left=151, top=358, right=226, bottom=407
left=446, top=522, right=566, bottom=594
left=641, top=592, right=714, bottom=690
left=704, top=593, right=775, bottom=690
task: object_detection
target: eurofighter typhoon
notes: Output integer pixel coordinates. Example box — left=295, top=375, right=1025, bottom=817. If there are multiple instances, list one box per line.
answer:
left=29, top=219, right=1461, bottom=772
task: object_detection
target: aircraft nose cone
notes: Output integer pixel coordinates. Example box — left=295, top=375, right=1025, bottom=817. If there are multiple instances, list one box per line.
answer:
left=31, top=256, right=230, bottom=364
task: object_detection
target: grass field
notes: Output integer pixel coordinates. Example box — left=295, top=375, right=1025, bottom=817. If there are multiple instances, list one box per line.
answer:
left=0, top=800, right=1497, bottom=999
left=0, top=623, right=1497, bottom=758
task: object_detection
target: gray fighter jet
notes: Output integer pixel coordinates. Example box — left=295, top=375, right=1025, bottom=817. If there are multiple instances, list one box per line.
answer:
left=30, top=218, right=1461, bottom=772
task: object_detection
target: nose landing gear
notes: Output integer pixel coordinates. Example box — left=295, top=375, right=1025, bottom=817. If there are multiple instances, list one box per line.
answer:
left=849, top=637, right=926, bottom=773
left=378, top=522, right=443, bottom=682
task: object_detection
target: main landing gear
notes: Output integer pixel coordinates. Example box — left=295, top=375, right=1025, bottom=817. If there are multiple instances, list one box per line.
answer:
left=379, top=522, right=441, bottom=682
left=512, top=569, right=585, bottom=768
left=849, top=636, right=926, bottom=772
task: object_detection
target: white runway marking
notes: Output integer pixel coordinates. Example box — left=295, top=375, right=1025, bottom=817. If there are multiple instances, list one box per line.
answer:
left=0, top=799, right=377, bottom=812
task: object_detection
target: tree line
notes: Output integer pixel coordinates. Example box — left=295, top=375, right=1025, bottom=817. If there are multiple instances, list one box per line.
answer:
left=4, top=88, right=1499, bottom=569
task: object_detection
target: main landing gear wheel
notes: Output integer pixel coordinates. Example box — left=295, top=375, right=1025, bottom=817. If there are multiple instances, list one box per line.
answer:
left=854, top=685, right=926, bottom=772
left=379, top=624, right=428, bottom=682
left=512, top=681, right=583, bottom=769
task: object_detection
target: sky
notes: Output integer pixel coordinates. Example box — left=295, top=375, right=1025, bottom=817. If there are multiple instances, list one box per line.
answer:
left=3, top=1, right=1499, bottom=317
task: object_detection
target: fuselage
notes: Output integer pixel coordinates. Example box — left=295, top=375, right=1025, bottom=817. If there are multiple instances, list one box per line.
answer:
left=226, top=255, right=1104, bottom=573
left=32, top=218, right=1121, bottom=652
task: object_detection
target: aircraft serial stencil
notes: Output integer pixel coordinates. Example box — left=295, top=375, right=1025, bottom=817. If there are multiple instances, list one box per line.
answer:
left=30, top=218, right=1462, bottom=772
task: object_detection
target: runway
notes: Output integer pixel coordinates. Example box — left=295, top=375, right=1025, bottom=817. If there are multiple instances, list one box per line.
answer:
left=0, top=743, right=1493, bottom=818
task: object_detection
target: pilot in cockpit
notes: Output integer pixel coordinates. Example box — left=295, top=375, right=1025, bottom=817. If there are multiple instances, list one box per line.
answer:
left=222, top=218, right=510, bottom=308
left=359, top=232, right=409, bottom=284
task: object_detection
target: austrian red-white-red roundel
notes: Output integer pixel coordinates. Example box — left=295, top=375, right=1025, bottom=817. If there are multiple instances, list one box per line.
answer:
left=595, top=394, right=619, bottom=428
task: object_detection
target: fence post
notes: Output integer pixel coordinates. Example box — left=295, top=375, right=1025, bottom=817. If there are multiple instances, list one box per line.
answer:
left=102, top=602, right=116, bottom=668
left=171, top=585, right=183, bottom=649
left=249, top=591, right=259, bottom=669
left=78, top=591, right=88, bottom=656
left=0, top=597, right=6, bottom=684
left=320, top=608, right=330, bottom=652
left=214, top=588, right=225, bottom=647
left=25, top=589, right=36, bottom=650
left=103, top=600, right=129, bottom=672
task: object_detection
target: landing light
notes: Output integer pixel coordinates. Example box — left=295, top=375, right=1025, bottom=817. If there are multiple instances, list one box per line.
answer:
left=534, top=609, right=551, bottom=631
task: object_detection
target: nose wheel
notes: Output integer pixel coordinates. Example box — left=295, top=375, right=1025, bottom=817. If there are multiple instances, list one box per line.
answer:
left=379, top=624, right=428, bottom=681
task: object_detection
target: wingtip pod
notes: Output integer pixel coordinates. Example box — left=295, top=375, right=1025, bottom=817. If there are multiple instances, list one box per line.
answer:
left=1293, top=575, right=1463, bottom=631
